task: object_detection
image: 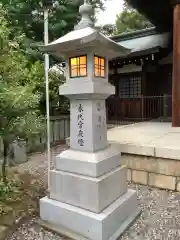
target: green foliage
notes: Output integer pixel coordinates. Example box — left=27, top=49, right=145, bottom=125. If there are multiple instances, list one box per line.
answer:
left=0, top=180, right=20, bottom=202
left=0, top=71, right=45, bottom=182
left=0, top=83, right=43, bottom=138
left=0, top=11, right=45, bottom=140
left=0, top=0, right=106, bottom=118
left=0, top=7, right=69, bottom=183
left=0, top=8, right=46, bottom=182
left=98, top=24, right=115, bottom=36
left=0, top=6, right=68, bottom=115
left=114, top=1, right=153, bottom=34
left=48, top=69, right=69, bottom=115
left=0, top=0, right=105, bottom=62
left=35, top=66, right=69, bottom=115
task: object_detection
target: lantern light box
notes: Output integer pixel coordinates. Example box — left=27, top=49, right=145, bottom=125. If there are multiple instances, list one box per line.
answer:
left=94, top=55, right=105, bottom=77
left=69, top=55, right=106, bottom=78
left=69, top=55, right=87, bottom=77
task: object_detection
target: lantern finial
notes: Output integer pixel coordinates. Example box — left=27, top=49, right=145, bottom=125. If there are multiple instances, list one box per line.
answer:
left=74, top=0, right=93, bottom=30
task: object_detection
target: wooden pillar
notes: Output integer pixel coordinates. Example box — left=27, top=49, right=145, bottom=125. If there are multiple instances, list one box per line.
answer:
left=172, top=3, right=180, bottom=126
left=141, top=61, right=148, bottom=96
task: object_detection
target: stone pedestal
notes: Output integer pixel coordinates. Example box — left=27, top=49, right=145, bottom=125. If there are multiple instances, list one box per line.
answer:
left=40, top=95, right=140, bottom=240
left=40, top=143, right=140, bottom=239
left=40, top=189, right=139, bottom=240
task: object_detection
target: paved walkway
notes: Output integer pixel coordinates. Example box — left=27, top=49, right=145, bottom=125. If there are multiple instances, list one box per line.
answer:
left=6, top=144, right=180, bottom=240
left=107, top=122, right=180, bottom=159
left=108, top=122, right=180, bottom=147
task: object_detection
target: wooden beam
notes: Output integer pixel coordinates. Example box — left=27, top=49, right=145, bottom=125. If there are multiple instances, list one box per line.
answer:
left=172, top=4, right=180, bottom=126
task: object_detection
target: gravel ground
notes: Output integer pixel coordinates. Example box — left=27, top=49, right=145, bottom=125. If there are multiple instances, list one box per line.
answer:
left=6, top=145, right=180, bottom=240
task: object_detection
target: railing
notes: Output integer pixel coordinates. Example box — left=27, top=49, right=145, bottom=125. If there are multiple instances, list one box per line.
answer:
left=107, top=95, right=172, bottom=124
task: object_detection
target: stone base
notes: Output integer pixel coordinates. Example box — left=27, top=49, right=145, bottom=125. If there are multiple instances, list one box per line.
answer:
left=49, top=165, right=127, bottom=213
left=56, top=144, right=121, bottom=177
left=40, top=189, right=140, bottom=240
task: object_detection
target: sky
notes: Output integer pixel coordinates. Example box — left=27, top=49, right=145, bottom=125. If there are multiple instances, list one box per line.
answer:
left=96, top=0, right=124, bottom=26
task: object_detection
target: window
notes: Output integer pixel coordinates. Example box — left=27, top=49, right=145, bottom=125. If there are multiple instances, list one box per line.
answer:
left=69, top=55, right=87, bottom=78
left=94, top=56, right=105, bottom=77
left=119, top=75, right=141, bottom=98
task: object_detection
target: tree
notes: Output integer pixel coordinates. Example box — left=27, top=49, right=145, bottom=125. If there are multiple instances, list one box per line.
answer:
left=114, top=0, right=153, bottom=34
left=0, top=8, right=45, bottom=182
left=98, top=24, right=115, bottom=36
left=36, top=66, right=69, bottom=115
left=1, top=0, right=106, bottom=62
left=0, top=83, right=45, bottom=183
left=0, top=0, right=107, bottom=115
left=0, top=4, right=68, bottom=113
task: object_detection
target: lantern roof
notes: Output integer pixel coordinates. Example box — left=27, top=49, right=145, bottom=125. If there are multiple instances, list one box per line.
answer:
left=41, top=0, right=130, bottom=59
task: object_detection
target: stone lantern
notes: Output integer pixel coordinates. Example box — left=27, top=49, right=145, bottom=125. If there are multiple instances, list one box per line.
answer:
left=40, top=1, right=140, bottom=239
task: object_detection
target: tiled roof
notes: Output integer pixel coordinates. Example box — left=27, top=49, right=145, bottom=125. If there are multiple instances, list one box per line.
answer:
left=111, top=28, right=170, bottom=58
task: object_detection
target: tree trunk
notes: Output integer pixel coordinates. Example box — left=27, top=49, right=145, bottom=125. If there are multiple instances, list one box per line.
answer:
left=2, top=138, right=8, bottom=183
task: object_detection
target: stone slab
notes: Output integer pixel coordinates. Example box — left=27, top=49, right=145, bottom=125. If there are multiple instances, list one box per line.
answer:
left=50, top=165, right=127, bottom=213
left=56, top=144, right=121, bottom=177
left=40, top=189, right=140, bottom=240
left=120, top=143, right=180, bottom=161
left=107, top=122, right=180, bottom=161
left=149, top=132, right=180, bottom=148
left=120, top=143, right=155, bottom=157
left=59, top=80, right=115, bottom=99
left=155, top=147, right=180, bottom=160
left=38, top=208, right=140, bottom=240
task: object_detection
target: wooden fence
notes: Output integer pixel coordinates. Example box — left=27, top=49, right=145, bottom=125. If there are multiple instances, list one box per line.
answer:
left=107, top=95, right=172, bottom=124
left=26, top=115, right=70, bottom=153
left=0, top=115, right=70, bottom=156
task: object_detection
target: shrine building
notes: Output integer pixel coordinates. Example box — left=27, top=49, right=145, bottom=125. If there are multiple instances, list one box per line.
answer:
left=106, top=0, right=180, bottom=127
